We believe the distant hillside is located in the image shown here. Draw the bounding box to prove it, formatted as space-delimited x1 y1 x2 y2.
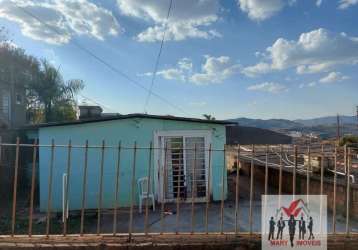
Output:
228 115 357 139
229 118 302 130
294 116 356 127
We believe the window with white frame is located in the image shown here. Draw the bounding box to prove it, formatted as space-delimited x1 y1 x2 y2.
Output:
1 90 10 120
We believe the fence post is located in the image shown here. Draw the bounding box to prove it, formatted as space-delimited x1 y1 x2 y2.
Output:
113 141 122 236
80 140 89 236
11 137 20 237
145 141 153 235
46 139 55 237
160 143 167 235
175 142 182 235
249 144 254 235
190 144 197 234
279 145 283 197
97 140 105 235
293 145 297 196
63 140 72 236
220 145 226 234
235 144 240 235
129 141 137 241
307 145 310 203
333 145 337 234
0 136 2 165
28 139 38 237
346 147 351 236
205 144 212 234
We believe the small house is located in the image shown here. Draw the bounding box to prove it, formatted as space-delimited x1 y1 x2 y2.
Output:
36 113 234 212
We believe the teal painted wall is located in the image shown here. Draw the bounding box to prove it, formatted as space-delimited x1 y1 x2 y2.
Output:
39 118 227 212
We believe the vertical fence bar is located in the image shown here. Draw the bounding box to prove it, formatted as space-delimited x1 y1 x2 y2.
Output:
97 140 105 235
112 141 121 236
11 137 20 237
265 145 269 196
160 144 167 235
235 144 240 235
80 140 89 236
128 142 137 240
279 145 283 196
263 145 269 237
320 144 324 196
346 147 351 236
0 136 2 165
220 145 226 234
293 145 297 196
191 144 197 234
46 139 55 237
28 139 38 236
63 140 72 236
205 144 212 234
333 145 337 234
249 144 254 235
319 144 324 234
145 141 153 235
307 146 310 200
175 142 182 235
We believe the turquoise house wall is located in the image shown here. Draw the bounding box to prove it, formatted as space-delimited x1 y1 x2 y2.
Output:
38 118 227 212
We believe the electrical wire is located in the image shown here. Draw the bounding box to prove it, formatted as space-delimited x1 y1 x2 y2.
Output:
143 0 173 113
12 1 190 116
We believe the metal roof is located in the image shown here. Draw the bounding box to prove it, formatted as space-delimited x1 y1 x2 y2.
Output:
24 113 236 129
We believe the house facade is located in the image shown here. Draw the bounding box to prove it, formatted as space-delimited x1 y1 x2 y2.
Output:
0 80 26 129
37 114 233 212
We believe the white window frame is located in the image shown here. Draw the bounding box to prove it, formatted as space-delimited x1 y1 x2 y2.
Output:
153 130 212 203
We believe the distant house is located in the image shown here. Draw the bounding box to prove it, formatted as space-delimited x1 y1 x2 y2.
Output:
34 110 234 212
0 79 26 129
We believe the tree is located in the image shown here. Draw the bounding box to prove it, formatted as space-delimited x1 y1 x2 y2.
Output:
202 114 216 120
0 37 84 124
339 135 358 146
27 60 84 123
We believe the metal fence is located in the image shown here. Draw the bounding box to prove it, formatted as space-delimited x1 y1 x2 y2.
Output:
0 138 357 238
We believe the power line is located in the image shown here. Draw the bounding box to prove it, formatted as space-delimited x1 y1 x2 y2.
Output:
143 0 173 113
12 2 190 116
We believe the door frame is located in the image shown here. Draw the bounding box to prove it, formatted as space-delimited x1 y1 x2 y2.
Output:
153 130 212 203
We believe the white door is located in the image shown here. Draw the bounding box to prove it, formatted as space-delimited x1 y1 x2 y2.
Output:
155 131 211 203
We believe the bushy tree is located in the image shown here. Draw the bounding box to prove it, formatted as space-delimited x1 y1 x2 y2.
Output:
339 135 358 146
27 60 84 123
0 31 84 124
202 114 216 120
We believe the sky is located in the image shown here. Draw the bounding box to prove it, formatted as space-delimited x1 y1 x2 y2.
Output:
0 0 358 120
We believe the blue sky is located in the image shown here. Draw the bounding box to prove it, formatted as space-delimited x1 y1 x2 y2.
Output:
0 0 357 120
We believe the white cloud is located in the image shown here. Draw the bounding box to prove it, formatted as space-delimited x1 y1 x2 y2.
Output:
319 72 349 83
157 68 186 82
117 0 221 42
299 81 317 88
237 0 290 21
0 0 121 45
338 0 358 9
247 82 287 93
190 56 241 85
242 62 272 77
316 0 323 7
142 58 193 82
142 56 240 85
243 28 358 76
